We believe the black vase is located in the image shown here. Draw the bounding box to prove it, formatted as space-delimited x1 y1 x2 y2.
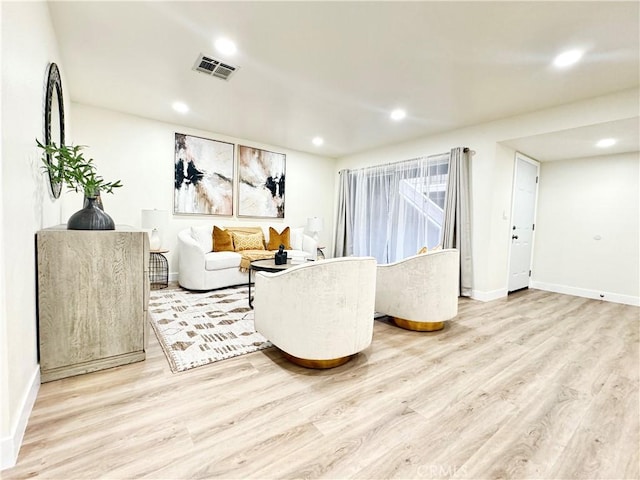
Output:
67 197 115 230
83 191 103 210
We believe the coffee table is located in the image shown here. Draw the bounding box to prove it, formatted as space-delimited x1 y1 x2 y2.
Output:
248 258 295 308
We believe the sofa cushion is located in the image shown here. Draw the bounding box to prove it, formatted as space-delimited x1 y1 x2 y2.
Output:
232 231 265 251
204 251 242 271
267 226 291 250
213 226 234 252
191 225 214 253
290 227 304 251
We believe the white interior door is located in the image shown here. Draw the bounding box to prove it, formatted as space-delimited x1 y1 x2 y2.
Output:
508 153 540 292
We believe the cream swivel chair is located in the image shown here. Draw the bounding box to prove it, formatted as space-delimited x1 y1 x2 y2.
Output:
375 249 460 331
253 257 376 368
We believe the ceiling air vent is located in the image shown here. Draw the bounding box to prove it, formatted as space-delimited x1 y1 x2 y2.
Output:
193 53 238 81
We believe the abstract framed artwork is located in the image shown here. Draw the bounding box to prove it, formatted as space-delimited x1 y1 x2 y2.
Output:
237 145 286 218
174 133 234 215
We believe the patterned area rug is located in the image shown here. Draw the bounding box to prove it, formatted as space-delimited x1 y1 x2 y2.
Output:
148 284 272 373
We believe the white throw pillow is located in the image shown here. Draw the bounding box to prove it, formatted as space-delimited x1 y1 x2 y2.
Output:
191 225 214 252
289 227 304 251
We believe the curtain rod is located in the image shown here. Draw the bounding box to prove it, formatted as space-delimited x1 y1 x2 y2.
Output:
339 147 474 174
340 151 449 175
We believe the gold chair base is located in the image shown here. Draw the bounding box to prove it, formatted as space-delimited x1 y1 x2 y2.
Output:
392 317 445 332
282 351 354 369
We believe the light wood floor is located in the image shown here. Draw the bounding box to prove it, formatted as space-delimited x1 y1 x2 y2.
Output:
4 288 639 479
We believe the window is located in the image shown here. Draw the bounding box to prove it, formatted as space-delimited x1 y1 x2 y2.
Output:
348 153 450 263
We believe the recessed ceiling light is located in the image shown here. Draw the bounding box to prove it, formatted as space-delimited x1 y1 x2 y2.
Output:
390 109 406 121
553 49 583 68
172 101 189 114
215 37 237 56
596 138 616 148
312 137 324 146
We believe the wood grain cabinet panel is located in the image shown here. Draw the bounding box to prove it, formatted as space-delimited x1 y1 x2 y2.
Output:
37 226 150 382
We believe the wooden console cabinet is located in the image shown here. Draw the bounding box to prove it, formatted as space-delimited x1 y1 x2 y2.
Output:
37 226 150 382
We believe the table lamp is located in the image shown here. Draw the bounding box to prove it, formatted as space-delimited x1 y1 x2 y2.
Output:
141 209 167 251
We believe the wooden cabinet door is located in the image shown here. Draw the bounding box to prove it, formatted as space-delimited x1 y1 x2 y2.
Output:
37 229 145 376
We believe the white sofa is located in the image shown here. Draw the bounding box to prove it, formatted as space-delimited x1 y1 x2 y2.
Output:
178 225 317 290
253 257 377 368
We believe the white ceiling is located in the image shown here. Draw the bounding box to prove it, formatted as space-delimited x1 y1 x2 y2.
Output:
502 117 640 162
48 1 640 159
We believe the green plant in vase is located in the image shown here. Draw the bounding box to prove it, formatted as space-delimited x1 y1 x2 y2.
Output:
36 139 123 230
36 139 122 196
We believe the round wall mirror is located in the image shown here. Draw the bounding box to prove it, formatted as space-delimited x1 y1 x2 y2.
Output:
44 62 65 198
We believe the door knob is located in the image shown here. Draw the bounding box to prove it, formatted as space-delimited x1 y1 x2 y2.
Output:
512 235 519 240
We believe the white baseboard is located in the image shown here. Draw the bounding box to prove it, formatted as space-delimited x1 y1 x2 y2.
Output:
0 366 40 470
530 281 640 307
470 288 508 302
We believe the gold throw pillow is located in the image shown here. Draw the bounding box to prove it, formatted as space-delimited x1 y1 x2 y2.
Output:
267 226 291 250
212 226 234 252
232 232 266 251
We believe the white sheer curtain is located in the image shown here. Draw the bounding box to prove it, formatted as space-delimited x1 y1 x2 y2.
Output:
334 153 450 264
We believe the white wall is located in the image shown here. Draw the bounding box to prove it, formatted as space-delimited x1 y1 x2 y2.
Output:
0 1 67 469
68 104 337 274
336 88 639 301
531 153 639 305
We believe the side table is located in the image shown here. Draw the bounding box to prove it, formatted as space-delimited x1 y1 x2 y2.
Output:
149 249 169 289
